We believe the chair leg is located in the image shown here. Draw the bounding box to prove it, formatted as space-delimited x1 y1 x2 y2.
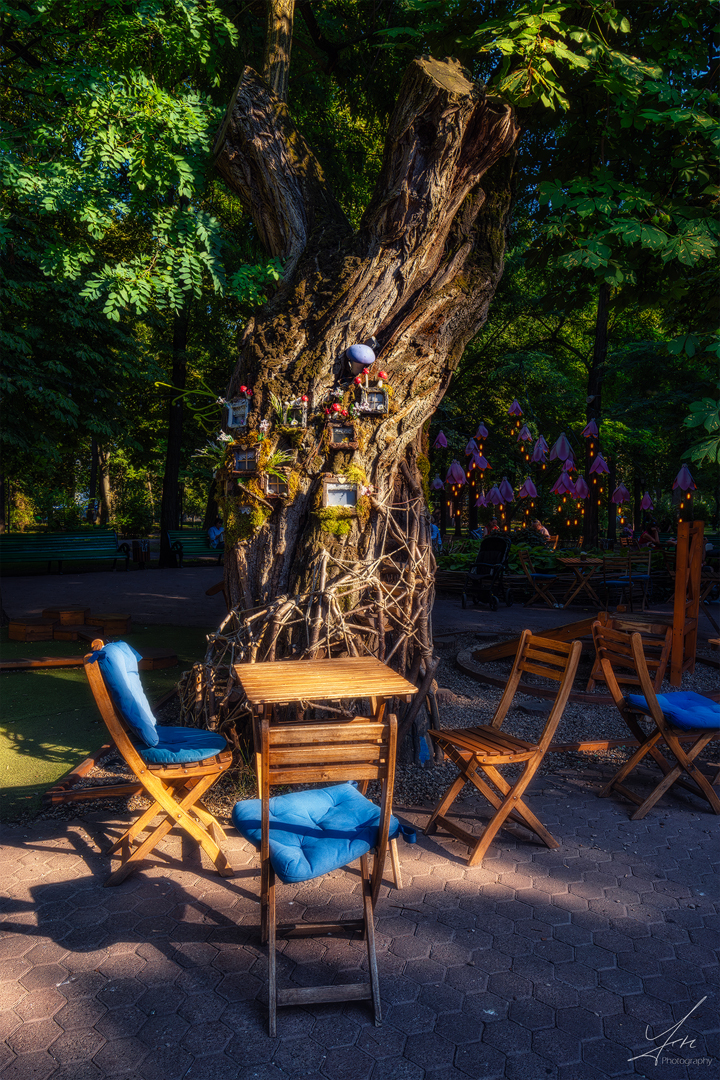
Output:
267 865 278 1037
389 838 402 890
425 771 468 834
361 854 382 1027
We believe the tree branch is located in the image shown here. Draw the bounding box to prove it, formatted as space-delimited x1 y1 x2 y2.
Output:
213 66 351 279
263 0 294 102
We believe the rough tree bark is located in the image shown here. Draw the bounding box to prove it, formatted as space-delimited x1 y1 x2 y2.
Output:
205 55 518 753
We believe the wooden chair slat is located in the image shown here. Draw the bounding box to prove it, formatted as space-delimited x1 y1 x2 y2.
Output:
269 723 389 746
519 660 566 681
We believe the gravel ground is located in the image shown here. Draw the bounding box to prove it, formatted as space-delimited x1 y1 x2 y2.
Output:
29 631 719 826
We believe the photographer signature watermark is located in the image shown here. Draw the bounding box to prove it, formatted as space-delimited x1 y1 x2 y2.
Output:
628 995 711 1066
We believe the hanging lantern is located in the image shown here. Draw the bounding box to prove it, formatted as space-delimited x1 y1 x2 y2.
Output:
517 478 537 499
641 492 654 511
445 460 467 486
574 475 590 499
581 419 599 438
475 491 488 508
517 424 532 442
531 440 548 464
508 400 523 417
430 475 445 491
475 422 489 440
589 454 610 475
487 485 503 505
471 451 490 471
499 477 515 502
562 455 576 473
433 430 448 449
464 439 477 456
672 464 696 492
552 472 576 496
549 432 571 461
611 484 631 505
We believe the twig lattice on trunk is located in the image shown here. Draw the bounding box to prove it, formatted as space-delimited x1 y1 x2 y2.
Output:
179 488 438 761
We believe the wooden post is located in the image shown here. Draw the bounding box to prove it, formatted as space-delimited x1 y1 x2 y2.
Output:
670 520 704 686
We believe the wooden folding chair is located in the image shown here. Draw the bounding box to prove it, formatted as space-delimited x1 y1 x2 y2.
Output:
592 622 720 819
425 632 582 865
586 612 672 692
518 550 560 608
233 707 398 1035
84 639 234 886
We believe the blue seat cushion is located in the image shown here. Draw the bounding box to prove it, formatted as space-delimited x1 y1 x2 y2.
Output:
135 726 228 764
94 641 158 747
532 573 556 580
232 783 402 885
627 692 720 732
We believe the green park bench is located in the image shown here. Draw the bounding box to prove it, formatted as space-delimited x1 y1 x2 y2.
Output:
167 529 223 567
0 529 130 573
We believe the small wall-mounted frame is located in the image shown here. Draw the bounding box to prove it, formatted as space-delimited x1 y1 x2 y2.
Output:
231 446 257 474
225 398 250 428
328 423 358 450
323 479 359 508
359 387 388 414
285 401 308 428
263 472 289 498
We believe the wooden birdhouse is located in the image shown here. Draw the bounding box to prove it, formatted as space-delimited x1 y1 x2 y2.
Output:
285 400 308 428
322 478 359 508
327 422 358 450
225 397 250 428
231 446 257 474
359 387 388 414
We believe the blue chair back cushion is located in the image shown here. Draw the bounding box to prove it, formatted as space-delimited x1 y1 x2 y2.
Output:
232 783 401 885
627 691 720 732
135 726 227 765
94 641 158 747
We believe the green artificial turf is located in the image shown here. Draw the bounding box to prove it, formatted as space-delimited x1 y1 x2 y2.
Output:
0 624 213 821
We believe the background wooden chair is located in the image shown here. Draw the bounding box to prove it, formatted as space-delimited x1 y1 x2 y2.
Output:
426 632 582 865
586 613 672 692
518 550 561 608
84 639 233 886
592 621 720 819
232 707 400 1035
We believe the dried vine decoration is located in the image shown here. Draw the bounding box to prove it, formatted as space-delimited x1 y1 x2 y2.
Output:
179 486 440 764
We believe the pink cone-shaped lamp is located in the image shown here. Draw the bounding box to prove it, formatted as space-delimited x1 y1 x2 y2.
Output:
475 491 488 508
531 441 547 463
552 473 576 496
445 460 466 486
431 475 445 491
672 464 696 492
611 484 631 505
518 424 532 442
518 478 537 499
549 432 571 461
471 452 490 471
464 439 477 456
641 492 654 511
433 430 447 449
589 454 610 475
508 400 523 417
487 485 503 505
499 477 515 502
581 419 599 438
475 422 488 439
574 475 590 499
562 455 576 473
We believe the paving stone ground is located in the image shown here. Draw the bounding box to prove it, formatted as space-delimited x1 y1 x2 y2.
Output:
0 768 718 1080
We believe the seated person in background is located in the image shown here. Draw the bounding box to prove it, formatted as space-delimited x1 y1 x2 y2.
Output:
638 519 660 547
429 516 442 550
487 517 500 533
531 518 550 541
207 516 225 548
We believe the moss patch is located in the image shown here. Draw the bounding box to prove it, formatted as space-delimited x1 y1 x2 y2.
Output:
417 453 431 504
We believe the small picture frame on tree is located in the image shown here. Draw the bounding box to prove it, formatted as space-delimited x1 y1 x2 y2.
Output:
231 447 257 474
262 472 290 498
225 398 250 428
359 387 388 414
323 479 359 508
328 422 358 450
285 401 308 428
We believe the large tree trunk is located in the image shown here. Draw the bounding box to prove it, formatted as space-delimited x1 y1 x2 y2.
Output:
204 56 517 756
